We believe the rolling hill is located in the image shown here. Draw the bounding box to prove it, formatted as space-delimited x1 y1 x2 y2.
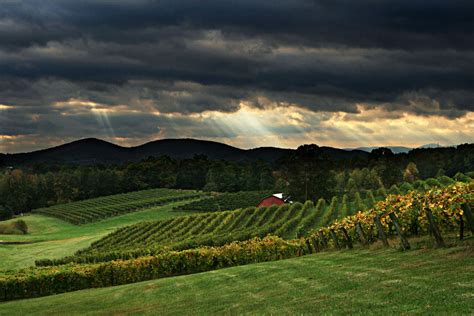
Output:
1 240 472 315
0 138 369 165
0 180 472 307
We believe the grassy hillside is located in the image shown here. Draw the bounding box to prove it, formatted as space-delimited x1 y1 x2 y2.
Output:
0 182 471 307
30 181 460 266
0 198 200 271
1 238 472 315
51 200 346 264
0 187 382 269
33 188 203 224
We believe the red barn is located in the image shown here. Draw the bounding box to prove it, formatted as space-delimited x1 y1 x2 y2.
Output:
257 193 286 207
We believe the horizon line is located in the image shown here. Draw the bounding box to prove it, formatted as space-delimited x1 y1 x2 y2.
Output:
1 136 466 155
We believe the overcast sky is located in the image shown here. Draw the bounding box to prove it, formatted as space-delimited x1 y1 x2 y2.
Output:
1 0 473 153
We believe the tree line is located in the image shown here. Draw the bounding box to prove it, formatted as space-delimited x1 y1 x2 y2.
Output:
1 144 473 220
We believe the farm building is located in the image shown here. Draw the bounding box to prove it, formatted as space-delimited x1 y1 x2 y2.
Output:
257 193 286 207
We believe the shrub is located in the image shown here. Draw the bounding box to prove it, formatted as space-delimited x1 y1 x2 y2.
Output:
437 176 455 186
413 180 429 191
425 178 442 187
376 187 387 197
13 220 28 234
388 185 400 195
1 236 306 301
399 182 414 194
0 220 28 235
454 172 470 182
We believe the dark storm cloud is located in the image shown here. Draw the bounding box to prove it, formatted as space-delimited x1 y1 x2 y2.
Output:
3 0 474 50
0 0 473 152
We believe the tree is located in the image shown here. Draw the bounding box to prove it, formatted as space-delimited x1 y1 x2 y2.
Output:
0 169 35 215
365 190 376 208
370 147 395 159
204 162 239 192
258 166 275 190
273 176 288 192
334 170 348 194
369 147 403 187
354 192 366 212
345 178 358 198
176 156 209 189
403 162 419 183
280 144 335 202
372 160 402 188
340 194 349 217
0 205 12 220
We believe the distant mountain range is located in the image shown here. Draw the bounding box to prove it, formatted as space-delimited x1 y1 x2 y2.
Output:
0 138 450 166
0 138 370 165
347 143 442 154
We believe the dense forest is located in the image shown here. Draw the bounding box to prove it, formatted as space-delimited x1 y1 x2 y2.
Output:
1 143 473 220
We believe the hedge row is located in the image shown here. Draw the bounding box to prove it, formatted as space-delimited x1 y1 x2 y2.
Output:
1 236 306 301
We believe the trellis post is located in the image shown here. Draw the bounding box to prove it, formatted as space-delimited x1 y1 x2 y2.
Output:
388 213 410 250
319 232 328 249
340 227 353 249
425 208 445 247
305 239 313 254
374 215 389 247
329 229 341 249
356 222 368 245
311 237 320 252
462 203 474 234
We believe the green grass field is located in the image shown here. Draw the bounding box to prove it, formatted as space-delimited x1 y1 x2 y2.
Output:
1 237 473 315
0 199 199 271
1 183 472 314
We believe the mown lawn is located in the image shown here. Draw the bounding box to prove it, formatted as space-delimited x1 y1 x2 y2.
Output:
1 238 473 315
0 199 199 271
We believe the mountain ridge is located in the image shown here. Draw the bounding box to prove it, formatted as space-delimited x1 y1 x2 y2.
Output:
346 143 443 154
0 138 368 165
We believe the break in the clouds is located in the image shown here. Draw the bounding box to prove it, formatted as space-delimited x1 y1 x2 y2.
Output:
0 0 473 153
